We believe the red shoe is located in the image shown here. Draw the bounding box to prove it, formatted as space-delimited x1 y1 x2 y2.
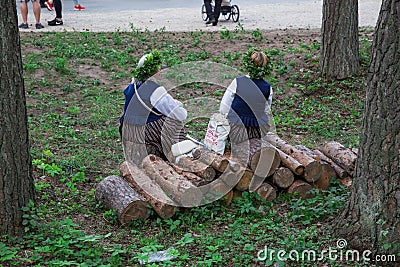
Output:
74 4 85 11
45 0 53 11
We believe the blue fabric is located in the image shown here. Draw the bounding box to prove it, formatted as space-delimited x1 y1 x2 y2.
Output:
228 76 271 127
120 81 162 124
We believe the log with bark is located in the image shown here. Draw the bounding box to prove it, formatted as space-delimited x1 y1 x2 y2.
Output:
312 149 348 179
120 161 177 219
275 147 304 176
231 138 281 177
319 141 357 172
175 156 216 182
235 168 254 191
287 179 314 199
271 167 295 189
169 163 209 187
95 175 150 225
192 147 230 172
312 162 337 190
265 135 322 183
256 182 277 201
142 155 203 207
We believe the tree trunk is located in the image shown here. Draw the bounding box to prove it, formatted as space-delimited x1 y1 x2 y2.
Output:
120 161 177 219
0 0 35 237
312 162 336 190
320 0 359 79
95 175 149 225
142 154 203 207
335 0 400 256
265 135 322 183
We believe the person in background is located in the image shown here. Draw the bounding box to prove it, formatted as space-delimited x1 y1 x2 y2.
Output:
45 0 84 12
203 0 222 26
19 0 45 29
47 0 63 26
120 50 187 163
219 48 273 145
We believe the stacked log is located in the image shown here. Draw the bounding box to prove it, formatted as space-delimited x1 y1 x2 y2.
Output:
95 175 150 225
120 161 177 219
96 137 357 223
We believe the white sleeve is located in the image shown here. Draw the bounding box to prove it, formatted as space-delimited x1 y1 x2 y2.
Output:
150 86 187 121
219 79 237 115
265 86 273 114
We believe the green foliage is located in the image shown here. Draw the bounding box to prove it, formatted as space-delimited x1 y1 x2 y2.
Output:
242 47 273 79
131 49 162 81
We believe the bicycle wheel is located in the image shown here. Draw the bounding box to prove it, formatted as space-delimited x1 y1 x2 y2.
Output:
201 4 208 21
231 5 239 22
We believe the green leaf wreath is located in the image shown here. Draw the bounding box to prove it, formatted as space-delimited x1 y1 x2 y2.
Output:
241 47 273 79
132 49 162 81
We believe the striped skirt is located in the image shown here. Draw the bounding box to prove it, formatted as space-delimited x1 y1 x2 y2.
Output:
228 123 270 144
122 116 185 164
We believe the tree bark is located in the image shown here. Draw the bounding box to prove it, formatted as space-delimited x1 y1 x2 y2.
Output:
176 156 216 182
320 0 359 79
169 162 209 187
265 135 322 183
142 154 203 207
120 161 177 219
95 175 149 225
235 168 254 191
319 141 357 172
334 0 400 256
312 162 336 190
0 0 35 237
276 147 304 176
312 149 348 178
192 147 230 172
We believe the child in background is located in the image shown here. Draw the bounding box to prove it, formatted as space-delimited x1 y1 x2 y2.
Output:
45 0 85 11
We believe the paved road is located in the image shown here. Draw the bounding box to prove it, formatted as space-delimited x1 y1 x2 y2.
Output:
80 0 313 11
17 0 381 32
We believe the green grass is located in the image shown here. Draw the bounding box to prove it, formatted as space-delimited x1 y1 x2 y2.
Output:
0 28 375 266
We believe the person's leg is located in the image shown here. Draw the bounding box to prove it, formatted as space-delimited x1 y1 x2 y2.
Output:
213 0 222 25
20 0 28 24
53 0 62 20
48 0 63 25
204 0 215 24
32 0 41 24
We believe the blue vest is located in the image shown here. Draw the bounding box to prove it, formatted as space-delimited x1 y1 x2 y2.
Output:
122 80 163 125
227 76 270 127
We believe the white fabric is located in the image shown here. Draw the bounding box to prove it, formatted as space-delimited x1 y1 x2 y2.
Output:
150 86 187 121
138 54 150 67
219 78 237 115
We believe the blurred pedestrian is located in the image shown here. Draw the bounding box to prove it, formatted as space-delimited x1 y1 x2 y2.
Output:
73 0 85 10
204 0 222 26
47 0 63 26
19 0 45 29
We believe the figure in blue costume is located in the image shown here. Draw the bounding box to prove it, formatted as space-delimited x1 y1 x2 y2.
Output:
120 50 187 163
219 48 273 145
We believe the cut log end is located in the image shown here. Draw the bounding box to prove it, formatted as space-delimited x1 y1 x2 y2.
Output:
287 180 314 199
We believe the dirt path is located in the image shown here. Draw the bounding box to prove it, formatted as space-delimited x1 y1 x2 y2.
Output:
18 0 381 32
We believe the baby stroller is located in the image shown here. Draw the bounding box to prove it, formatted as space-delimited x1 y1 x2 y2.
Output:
202 0 240 23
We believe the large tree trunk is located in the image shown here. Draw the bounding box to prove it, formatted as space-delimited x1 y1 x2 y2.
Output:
320 0 359 79
334 0 400 257
0 0 35 237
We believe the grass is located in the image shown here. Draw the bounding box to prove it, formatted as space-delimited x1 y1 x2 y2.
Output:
0 27 375 266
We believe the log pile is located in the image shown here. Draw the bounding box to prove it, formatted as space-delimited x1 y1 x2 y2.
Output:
95 136 357 224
